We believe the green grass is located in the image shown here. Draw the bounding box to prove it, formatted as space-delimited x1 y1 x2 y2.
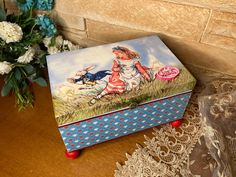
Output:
53 66 196 125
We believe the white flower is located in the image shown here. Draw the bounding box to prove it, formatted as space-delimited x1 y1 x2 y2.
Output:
47 46 59 54
43 36 60 54
43 35 80 55
0 21 23 43
55 35 63 46
17 47 35 64
43 37 52 47
63 40 80 51
0 61 12 75
43 36 63 48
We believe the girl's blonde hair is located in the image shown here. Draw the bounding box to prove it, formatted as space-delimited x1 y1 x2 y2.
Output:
112 46 140 59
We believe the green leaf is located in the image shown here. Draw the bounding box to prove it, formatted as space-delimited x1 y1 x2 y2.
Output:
33 77 47 87
36 53 47 66
22 19 35 30
17 0 27 3
14 68 22 81
1 81 12 96
0 7 6 22
49 36 56 47
24 64 35 74
23 32 43 46
21 80 27 90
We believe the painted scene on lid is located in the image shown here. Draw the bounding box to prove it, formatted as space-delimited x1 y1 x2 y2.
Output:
47 36 196 126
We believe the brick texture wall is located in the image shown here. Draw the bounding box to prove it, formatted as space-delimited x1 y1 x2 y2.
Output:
2 0 236 76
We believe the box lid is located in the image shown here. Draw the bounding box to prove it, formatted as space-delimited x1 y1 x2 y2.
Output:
47 36 196 126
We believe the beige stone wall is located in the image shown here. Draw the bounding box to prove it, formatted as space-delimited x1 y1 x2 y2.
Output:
53 0 236 53
2 0 236 76
53 0 236 76
2 0 19 14
3 0 235 51
0 0 4 8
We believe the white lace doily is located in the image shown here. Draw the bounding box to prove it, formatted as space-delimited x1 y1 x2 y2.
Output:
115 81 236 177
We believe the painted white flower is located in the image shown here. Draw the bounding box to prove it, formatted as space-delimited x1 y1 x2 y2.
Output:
0 61 12 75
0 21 23 43
17 47 35 64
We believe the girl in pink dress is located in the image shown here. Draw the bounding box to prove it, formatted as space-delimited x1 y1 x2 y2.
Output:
89 46 151 105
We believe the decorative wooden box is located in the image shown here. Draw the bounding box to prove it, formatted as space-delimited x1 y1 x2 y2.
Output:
46 36 196 158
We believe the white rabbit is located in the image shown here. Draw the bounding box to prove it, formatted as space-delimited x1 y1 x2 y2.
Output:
75 65 95 77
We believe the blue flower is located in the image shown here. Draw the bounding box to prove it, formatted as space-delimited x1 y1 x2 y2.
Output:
35 0 54 11
36 15 57 37
17 0 34 12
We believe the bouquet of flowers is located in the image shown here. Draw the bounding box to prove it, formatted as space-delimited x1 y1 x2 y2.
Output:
0 0 79 110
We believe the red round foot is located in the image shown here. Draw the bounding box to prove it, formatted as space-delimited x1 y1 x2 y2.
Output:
170 120 182 128
65 150 80 159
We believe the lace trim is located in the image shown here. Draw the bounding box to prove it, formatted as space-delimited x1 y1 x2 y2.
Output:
199 79 236 177
115 80 236 177
115 87 204 177
226 136 236 170
202 120 232 177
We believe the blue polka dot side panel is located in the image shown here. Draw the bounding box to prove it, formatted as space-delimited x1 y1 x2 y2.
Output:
59 92 192 152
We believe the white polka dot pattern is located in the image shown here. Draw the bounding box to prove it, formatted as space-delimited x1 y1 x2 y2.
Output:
59 92 192 152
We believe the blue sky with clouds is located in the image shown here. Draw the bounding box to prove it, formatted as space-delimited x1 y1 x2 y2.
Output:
47 35 183 91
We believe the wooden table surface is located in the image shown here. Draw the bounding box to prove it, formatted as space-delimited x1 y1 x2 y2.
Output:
1 35 236 177
0 79 154 177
